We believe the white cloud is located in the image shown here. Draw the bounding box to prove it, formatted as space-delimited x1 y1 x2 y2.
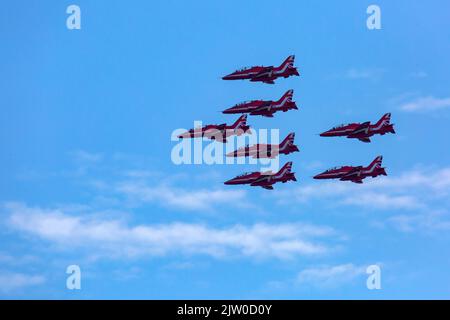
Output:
296 264 366 288
0 253 40 266
116 181 249 211
0 272 45 294
344 68 385 80
400 96 450 112
4 202 338 260
341 192 423 210
388 210 450 233
278 166 450 209
71 150 103 163
274 166 450 232
278 181 424 210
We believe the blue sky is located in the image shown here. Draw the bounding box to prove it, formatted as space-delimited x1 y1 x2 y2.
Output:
1 0 450 299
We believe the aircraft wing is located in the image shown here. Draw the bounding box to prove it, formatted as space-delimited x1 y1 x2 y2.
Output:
251 105 269 112
348 121 370 137
340 166 363 181
250 175 272 187
251 67 274 80
250 109 274 117
203 128 226 142
211 135 227 143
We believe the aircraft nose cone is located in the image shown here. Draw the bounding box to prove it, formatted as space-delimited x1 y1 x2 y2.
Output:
222 108 235 114
313 173 324 179
224 178 236 185
226 150 237 157
222 73 234 80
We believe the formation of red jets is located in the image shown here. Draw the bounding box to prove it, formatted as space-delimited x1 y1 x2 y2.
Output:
177 55 396 189
314 113 396 184
178 55 300 190
221 56 300 190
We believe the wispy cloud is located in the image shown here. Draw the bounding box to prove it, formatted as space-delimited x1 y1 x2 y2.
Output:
70 150 103 163
4 202 339 260
0 272 45 294
343 68 385 80
274 166 450 232
296 264 367 288
115 181 248 211
64 152 256 212
278 166 450 206
341 192 424 210
0 253 41 266
387 210 450 233
400 96 450 112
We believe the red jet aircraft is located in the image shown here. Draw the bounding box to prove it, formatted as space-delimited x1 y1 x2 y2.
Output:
226 132 299 159
320 113 395 143
313 156 387 184
178 115 251 143
222 55 299 84
222 90 298 117
224 162 297 190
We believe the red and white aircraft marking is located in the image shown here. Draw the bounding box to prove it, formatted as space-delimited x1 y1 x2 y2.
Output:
313 156 387 184
226 132 299 159
223 90 298 117
178 115 251 143
224 162 297 190
222 55 299 84
320 113 395 143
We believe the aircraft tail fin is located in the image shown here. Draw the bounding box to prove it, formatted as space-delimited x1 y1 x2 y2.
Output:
368 155 383 171
277 89 294 104
276 161 293 176
279 132 297 151
375 113 391 127
278 55 295 70
231 114 248 131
